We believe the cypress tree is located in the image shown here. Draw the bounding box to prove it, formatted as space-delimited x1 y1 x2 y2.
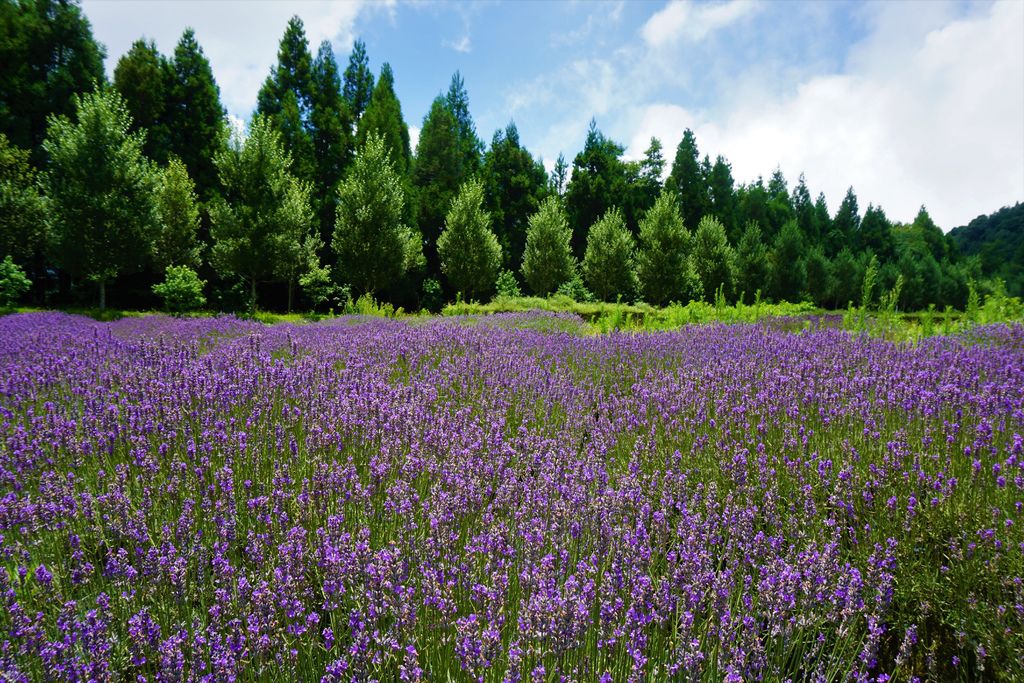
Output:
437 178 501 301
522 196 575 296
565 120 629 257
667 129 708 230
636 190 701 305
707 155 738 244
582 207 636 302
310 41 354 243
412 97 463 277
113 39 173 163
690 215 737 301
342 39 374 123
357 63 411 175
734 221 770 303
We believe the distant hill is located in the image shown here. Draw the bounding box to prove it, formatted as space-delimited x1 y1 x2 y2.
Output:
948 202 1024 296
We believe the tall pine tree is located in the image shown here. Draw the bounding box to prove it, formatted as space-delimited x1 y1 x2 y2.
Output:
113 39 173 163
342 38 374 123
565 120 628 257
667 129 708 230
412 96 464 278
309 40 354 243
357 63 411 175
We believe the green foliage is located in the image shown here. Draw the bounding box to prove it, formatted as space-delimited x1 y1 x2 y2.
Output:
948 202 1023 297
444 72 483 176
437 178 502 301
494 269 521 299
734 221 769 304
565 120 629 257
0 254 31 306
113 39 173 163
419 277 442 313
0 0 106 160
209 116 314 309
858 203 895 262
690 215 736 302
356 64 411 175
666 129 708 230
44 88 159 308
582 207 636 302
309 41 354 238
771 220 807 302
861 254 879 309
522 196 575 296
152 264 206 312
828 187 860 256
636 190 701 306
332 133 421 295
482 123 549 272
166 29 226 200
342 39 374 122
707 155 738 243
803 245 833 307
413 97 465 270
152 157 202 270
555 271 593 302
0 133 49 267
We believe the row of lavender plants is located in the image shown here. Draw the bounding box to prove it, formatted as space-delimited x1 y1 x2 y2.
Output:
0 311 1021 681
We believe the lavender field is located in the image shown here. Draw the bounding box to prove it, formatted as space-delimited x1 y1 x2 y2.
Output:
0 312 1021 682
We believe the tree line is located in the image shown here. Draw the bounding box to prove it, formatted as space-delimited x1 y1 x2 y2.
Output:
0 1 996 312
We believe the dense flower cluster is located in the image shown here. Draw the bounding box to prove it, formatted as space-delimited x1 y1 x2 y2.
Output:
0 312 1021 681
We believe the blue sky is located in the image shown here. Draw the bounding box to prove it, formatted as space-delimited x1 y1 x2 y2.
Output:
82 0 1023 230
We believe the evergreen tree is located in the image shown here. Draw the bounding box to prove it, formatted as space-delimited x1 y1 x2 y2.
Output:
829 186 860 256
792 173 816 243
830 247 862 308
707 155 738 244
166 29 226 201
0 0 106 162
765 168 794 237
342 38 374 123
152 157 202 271
0 133 49 270
736 179 771 238
636 190 701 305
565 120 629 257
209 116 314 310
482 122 549 274
437 178 501 301
813 192 832 248
803 245 833 307
690 215 736 301
444 71 483 175
44 89 158 309
332 133 422 295
310 40 354 242
550 153 568 196
522 196 574 296
356 63 411 174
256 16 316 184
771 219 807 302
858 204 895 262
911 206 946 261
582 207 636 301
412 96 464 277
734 221 770 303
113 39 173 163
666 129 707 230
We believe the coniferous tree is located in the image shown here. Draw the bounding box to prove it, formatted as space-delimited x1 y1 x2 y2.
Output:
257 16 316 185
734 221 770 303
437 178 501 301
771 219 807 302
829 187 860 256
0 0 106 162
707 155 738 244
858 204 895 262
444 71 483 176
152 157 202 271
690 215 736 301
332 133 422 295
792 173 816 243
765 168 794 237
413 97 464 277
309 40 354 242
0 133 49 272
342 38 374 123
482 122 549 274
44 89 158 309
912 206 946 261
166 29 226 201
636 190 701 305
582 207 636 302
803 245 833 307
565 120 629 257
113 39 173 163
813 192 832 248
356 63 410 174
737 179 770 238
624 137 664 227
831 247 862 308
522 196 575 296
667 129 708 230
550 153 568 196
209 116 315 310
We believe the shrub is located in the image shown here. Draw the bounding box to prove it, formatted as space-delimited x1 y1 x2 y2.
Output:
152 265 206 313
494 270 522 299
0 255 31 306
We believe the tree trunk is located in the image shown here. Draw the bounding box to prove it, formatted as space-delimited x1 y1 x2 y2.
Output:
287 280 294 314
250 278 257 313
99 281 106 310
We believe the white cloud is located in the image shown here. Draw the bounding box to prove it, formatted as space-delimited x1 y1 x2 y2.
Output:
641 0 757 47
443 35 471 53
620 0 1024 229
83 0 382 119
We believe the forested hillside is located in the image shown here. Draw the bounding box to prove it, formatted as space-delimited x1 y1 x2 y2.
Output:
0 0 1012 312
948 203 1024 296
